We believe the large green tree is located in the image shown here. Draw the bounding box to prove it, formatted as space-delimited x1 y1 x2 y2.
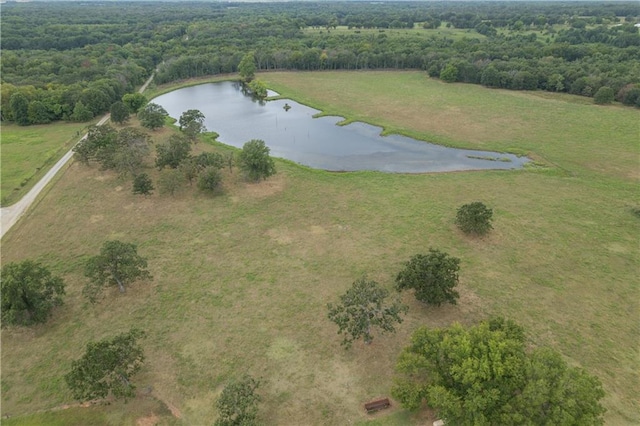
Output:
65 328 146 402
122 93 147 113
215 375 261 426
138 102 168 130
248 79 268 99
27 100 52 124
392 319 606 425
71 100 93 122
238 52 257 82
238 139 276 182
178 109 206 141
1 260 65 326
395 249 460 306
83 240 152 302
9 92 30 126
110 101 130 125
327 277 407 348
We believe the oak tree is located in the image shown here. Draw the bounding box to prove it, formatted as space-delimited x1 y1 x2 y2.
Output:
132 173 154 196
238 139 276 182
65 328 146 402
138 102 168 130
83 240 152 302
178 109 206 141
455 201 493 235
215 375 261 426
395 249 460 306
1 260 65 326
392 319 606 425
122 93 147 113
110 101 130 125
155 135 191 169
327 277 407 348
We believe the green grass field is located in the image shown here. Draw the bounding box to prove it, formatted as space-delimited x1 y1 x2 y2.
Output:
1 71 638 425
0 121 94 206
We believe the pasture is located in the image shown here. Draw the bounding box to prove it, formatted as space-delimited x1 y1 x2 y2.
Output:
1 71 638 425
0 121 94 206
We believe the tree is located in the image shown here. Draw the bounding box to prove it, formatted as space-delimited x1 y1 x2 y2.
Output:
138 102 168 130
112 127 151 177
594 86 614 105
158 169 184 196
65 328 146 402
83 240 152 302
178 109 204 133
178 109 206 133
71 100 94 122
155 135 192 169
10 92 30 126
238 139 276 182
215 375 261 426
195 152 225 169
392 319 606 425
440 63 459 83
238 52 257 82
248 79 268 99
179 157 200 185
27 100 52 124
395 249 460 306
1 260 65 326
327 277 408 348
110 101 130 124
122 93 147 113
73 124 118 165
198 166 223 193
132 173 154 196
455 201 494 235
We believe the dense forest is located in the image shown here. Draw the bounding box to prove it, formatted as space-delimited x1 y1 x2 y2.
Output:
2 1 639 125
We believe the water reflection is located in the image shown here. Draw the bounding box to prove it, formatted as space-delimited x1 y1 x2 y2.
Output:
153 82 528 173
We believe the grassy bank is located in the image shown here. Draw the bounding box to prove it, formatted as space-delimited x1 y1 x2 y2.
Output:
0 122 94 206
1 71 638 425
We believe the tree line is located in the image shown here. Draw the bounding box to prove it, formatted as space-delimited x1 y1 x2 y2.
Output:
1 1 639 126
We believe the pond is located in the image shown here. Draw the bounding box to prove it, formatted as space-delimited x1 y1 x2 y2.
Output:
153 81 529 173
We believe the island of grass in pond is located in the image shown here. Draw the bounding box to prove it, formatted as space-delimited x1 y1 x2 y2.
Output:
153 82 529 173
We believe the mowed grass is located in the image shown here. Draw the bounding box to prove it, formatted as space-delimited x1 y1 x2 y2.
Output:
1 71 639 425
0 121 94 206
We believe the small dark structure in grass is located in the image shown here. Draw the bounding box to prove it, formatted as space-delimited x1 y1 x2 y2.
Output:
364 397 391 413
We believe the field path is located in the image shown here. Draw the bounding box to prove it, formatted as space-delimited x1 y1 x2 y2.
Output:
0 73 155 239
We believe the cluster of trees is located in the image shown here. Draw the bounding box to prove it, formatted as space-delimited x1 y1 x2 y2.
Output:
325 200 604 423
1 242 261 424
327 201 493 348
2 1 638 126
73 104 276 197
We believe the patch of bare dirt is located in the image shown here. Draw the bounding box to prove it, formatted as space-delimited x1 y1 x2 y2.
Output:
163 400 182 419
136 414 160 426
240 174 285 198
